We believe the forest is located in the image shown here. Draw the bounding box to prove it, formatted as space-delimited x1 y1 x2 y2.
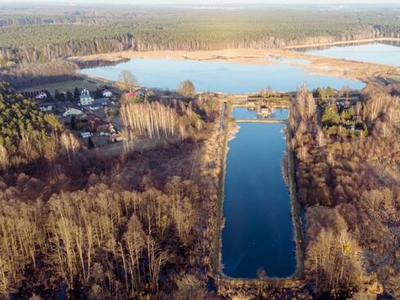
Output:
0 82 228 299
2 78 400 298
1 5 400 67
290 84 400 299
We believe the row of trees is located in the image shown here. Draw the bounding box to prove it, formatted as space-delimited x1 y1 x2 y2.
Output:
0 60 79 88
0 178 207 299
120 95 206 153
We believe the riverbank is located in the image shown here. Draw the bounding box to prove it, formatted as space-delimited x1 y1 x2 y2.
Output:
287 119 305 280
69 46 398 84
213 105 308 298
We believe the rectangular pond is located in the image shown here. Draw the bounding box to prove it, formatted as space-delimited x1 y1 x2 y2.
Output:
221 108 296 278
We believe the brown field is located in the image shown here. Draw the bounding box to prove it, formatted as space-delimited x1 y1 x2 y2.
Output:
16 77 104 95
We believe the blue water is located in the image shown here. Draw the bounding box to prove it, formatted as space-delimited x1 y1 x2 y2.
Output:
305 43 400 67
81 58 364 93
222 120 296 278
233 107 288 120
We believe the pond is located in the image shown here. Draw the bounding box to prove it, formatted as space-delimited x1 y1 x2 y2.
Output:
303 43 400 67
221 108 296 278
80 58 364 93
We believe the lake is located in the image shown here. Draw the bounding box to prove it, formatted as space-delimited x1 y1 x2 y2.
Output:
303 43 400 67
80 58 364 93
221 108 296 278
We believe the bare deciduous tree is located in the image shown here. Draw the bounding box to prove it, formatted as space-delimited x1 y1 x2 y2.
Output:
119 70 138 92
0 145 8 169
60 132 80 163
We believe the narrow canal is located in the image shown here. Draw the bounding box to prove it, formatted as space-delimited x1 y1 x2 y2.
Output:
221 108 296 278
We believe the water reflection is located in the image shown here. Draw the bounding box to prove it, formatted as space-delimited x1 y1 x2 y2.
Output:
302 43 400 66
81 58 364 93
222 115 296 278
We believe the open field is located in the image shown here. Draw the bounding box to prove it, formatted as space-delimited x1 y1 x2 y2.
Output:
15 78 103 94
381 73 400 84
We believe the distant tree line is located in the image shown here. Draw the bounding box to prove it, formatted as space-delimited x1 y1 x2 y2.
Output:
1 8 400 67
0 60 79 88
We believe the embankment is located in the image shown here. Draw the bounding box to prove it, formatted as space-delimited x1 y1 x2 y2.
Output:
213 105 306 298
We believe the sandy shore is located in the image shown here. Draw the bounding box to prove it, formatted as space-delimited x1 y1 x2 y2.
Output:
69 46 399 83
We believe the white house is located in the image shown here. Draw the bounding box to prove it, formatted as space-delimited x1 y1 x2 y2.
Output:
80 89 94 106
80 132 92 139
63 108 84 117
39 104 54 112
102 90 112 98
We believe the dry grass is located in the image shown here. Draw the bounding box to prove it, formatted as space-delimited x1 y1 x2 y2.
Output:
16 77 103 94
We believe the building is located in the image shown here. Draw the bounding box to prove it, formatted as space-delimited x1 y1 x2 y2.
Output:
97 124 113 133
63 108 84 117
39 103 54 112
80 132 92 139
110 133 123 143
89 105 102 111
35 92 47 100
102 90 112 98
80 89 94 106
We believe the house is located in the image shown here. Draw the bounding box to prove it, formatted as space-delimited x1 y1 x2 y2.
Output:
109 133 123 143
124 91 137 100
102 90 112 98
247 99 257 110
97 124 112 133
125 89 146 100
63 108 84 117
80 89 94 106
35 92 47 100
135 89 146 97
260 107 271 117
97 124 115 136
39 103 55 112
91 99 108 108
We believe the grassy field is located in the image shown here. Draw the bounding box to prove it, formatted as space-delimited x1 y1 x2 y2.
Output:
16 78 103 95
